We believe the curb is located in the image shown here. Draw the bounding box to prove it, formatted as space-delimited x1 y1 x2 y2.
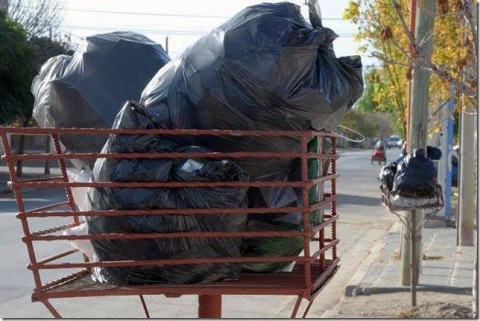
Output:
320 221 402 318
343 241 384 297
344 220 402 297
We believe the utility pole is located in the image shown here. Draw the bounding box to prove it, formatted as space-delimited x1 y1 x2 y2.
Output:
457 0 477 247
399 0 436 303
458 110 476 246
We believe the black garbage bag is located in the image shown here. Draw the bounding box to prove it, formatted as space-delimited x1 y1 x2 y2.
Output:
427 146 442 160
392 148 437 198
86 102 249 285
32 32 170 170
31 55 73 127
241 137 325 273
140 2 363 181
379 161 398 193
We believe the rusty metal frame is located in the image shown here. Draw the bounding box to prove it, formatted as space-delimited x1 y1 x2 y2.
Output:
0 127 340 319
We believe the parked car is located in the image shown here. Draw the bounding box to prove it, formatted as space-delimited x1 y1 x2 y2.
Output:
386 135 401 149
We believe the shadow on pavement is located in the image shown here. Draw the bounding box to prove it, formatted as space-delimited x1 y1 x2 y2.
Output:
337 193 382 206
359 286 472 296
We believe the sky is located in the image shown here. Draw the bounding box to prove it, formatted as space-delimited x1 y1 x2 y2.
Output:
60 0 378 67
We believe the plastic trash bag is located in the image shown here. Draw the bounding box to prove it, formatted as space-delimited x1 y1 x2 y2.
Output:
241 137 325 273
140 2 363 181
379 161 398 193
66 168 92 212
61 222 95 262
392 148 437 198
427 146 442 160
31 55 72 127
86 101 249 285
32 32 170 170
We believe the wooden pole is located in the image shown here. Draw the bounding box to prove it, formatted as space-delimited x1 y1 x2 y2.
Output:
399 0 436 290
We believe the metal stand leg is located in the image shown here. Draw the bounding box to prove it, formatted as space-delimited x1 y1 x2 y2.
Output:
290 296 303 318
139 295 150 318
198 295 222 318
41 299 62 318
301 300 314 318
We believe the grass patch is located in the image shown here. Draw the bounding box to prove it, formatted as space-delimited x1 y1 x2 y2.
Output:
400 307 419 318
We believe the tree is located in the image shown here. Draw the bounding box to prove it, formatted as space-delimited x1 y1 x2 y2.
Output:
344 0 477 136
357 68 403 135
28 36 74 69
7 0 64 38
0 9 72 176
341 109 380 147
0 10 37 125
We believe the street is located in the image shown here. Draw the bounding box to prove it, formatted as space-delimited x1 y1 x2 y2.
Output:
0 148 400 318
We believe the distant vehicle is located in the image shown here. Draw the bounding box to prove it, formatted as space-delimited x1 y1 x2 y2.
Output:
396 139 404 148
386 135 401 149
371 141 387 165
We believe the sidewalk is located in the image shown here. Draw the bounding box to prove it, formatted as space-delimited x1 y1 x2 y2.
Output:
322 219 475 318
0 155 475 319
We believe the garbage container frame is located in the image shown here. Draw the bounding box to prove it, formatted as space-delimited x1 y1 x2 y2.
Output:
0 127 340 319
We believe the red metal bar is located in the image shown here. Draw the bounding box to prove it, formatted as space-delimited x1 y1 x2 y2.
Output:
198 295 222 318
35 249 79 265
29 230 304 241
311 239 340 260
290 296 303 318
40 299 62 318
22 206 305 218
0 127 334 138
5 151 338 162
33 255 313 270
51 133 79 225
330 137 338 260
11 180 313 189
300 136 312 291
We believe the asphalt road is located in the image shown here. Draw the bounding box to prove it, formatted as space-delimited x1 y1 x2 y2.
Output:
0 148 402 318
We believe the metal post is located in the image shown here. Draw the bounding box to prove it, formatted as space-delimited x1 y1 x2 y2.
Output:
198 295 222 318
411 210 417 307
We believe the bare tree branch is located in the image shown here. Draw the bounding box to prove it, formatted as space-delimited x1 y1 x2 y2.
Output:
428 64 476 97
391 0 416 45
391 0 477 98
371 52 411 67
8 0 64 38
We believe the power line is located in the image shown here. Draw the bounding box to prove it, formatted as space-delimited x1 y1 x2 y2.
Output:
65 25 357 37
61 7 349 21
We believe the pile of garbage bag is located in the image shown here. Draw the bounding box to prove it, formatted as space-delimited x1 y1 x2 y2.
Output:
87 102 249 285
32 31 170 170
33 2 363 285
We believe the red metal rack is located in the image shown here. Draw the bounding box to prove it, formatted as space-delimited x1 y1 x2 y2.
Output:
0 127 340 319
